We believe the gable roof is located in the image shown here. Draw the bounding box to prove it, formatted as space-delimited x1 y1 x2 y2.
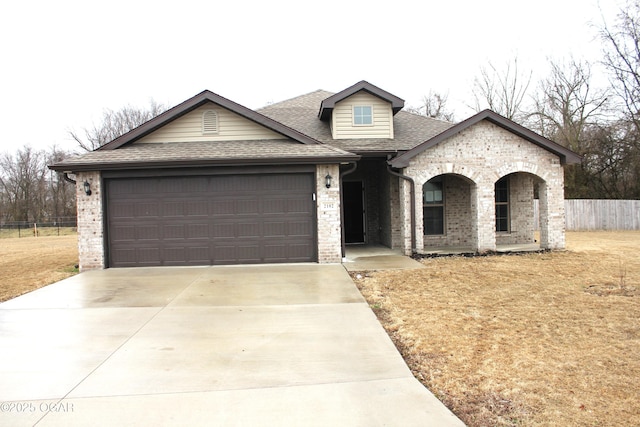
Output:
318 80 405 121
99 89 323 150
388 109 582 168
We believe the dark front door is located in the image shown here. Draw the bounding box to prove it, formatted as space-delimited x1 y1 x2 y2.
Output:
343 181 365 244
106 173 316 267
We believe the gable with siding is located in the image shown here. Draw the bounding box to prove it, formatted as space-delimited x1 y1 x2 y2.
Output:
137 102 284 143
331 92 394 139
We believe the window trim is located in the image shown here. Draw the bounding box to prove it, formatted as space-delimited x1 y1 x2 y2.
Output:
352 105 373 126
495 177 510 233
423 177 445 236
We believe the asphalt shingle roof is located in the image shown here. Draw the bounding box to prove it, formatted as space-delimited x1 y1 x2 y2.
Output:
258 90 455 154
50 87 457 171
52 140 358 171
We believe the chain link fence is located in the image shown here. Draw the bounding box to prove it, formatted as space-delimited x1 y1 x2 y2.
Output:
0 218 77 238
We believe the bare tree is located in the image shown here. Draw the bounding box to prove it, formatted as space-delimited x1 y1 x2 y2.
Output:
0 147 48 222
593 0 640 198
471 57 533 122
405 90 456 121
70 100 167 151
528 58 610 198
530 59 609 150
46 146 77 220
599 0 640 131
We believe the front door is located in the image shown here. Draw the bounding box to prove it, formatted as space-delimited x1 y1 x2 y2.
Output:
343 181 366 244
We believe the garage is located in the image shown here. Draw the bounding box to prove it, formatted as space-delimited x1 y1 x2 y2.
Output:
106 172 316 267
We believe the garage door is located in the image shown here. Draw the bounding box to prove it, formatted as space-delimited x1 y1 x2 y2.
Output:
106 173 316 267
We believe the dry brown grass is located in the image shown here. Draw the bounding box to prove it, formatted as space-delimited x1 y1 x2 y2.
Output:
352 231 640 427
0 235 79 302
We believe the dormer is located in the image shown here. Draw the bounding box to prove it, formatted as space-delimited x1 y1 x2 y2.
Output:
318 81 404 140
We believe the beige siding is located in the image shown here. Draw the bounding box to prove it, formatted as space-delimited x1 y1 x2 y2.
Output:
137 103 283 143
331 92 394 139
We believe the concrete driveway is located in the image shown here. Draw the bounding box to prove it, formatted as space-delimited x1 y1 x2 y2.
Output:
0 264 463 426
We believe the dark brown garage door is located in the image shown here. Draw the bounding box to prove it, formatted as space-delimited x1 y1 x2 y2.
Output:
106 173 316 267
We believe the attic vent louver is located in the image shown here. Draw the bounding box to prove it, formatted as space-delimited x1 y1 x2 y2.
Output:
202 110 219 134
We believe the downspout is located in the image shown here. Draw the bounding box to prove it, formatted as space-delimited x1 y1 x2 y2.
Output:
339 162 358 258
63 172 76 184
386 165 416 253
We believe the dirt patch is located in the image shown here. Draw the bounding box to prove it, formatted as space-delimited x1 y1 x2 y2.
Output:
352 231 640 427
0 235 79 302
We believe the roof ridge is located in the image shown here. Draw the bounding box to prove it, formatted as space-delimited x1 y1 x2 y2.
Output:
257 89 334 110
399 108 455 125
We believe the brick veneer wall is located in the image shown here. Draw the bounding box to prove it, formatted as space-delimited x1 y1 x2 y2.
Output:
75 171 104 271
316 164 342 263
402 120 566 253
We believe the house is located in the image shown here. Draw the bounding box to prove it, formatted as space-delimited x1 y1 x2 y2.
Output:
50 81 580 271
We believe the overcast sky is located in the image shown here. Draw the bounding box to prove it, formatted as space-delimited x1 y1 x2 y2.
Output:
0 0 622 153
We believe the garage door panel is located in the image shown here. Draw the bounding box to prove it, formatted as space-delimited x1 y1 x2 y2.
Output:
110 225 136 242
236 199 260 215
237 222 260 238
163 224 185 239
264 221 285 237
288 220 314 237
134 202 160 218
136 225 161 241
211 200 235 216
211 223 234 239
107 173 316 267
183 223 208 239
185 200 208 216
162 201 185 217
137 248 162 265
110 202 137 219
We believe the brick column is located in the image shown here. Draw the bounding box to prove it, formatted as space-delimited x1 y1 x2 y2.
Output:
75 171 104 271
316 165 342 263
473 181 497 253
539 178 566 250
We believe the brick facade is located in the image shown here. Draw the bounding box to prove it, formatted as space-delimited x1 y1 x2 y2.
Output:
75 171 104 271
74 122 567 269
316 164 342 263
400 120 566 254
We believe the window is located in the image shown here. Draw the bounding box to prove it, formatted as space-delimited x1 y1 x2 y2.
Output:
202 110 219 134
353 105 373 125
495 177 509 232
423 177 444 235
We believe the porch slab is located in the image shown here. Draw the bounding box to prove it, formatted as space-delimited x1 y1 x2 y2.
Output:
423 242 542 256
342 245 425 272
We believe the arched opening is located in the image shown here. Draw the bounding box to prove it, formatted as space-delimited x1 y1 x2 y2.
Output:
421 174 476 250
494 172 544 249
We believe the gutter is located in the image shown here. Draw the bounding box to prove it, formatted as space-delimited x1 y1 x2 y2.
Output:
339 162 358 258
386 165 416 253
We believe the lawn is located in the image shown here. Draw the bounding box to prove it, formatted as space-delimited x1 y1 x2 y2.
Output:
0 234 78 302
352 231 640 426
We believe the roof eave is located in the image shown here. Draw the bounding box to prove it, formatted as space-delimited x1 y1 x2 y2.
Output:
48 154 362 173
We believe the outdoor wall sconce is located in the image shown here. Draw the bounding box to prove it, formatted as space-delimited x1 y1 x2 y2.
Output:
325 173 332 188
83 181 92 196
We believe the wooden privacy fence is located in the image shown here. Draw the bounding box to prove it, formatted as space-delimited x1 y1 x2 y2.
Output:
534 199 640 230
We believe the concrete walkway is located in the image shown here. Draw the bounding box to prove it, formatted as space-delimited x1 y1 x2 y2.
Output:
0 264 463 426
